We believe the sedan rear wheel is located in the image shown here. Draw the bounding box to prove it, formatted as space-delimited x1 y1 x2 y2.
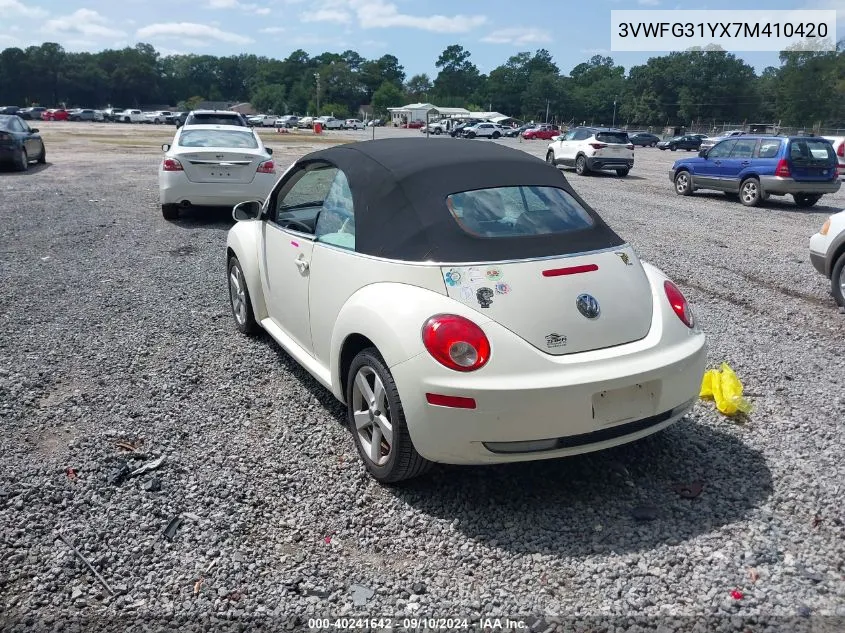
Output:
227 256 259 335
545 150 555 164
347 348 431 483
161 204 179 220
37 143 46 164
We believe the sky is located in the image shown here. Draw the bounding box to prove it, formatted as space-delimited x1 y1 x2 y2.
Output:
0 0 841 78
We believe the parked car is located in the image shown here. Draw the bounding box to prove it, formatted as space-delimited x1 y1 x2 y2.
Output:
367 118 383 127
183 110 247 127
275 115 299 128
42 109 69 121
810 210 845 306
0 106 20 115
629 132 661 147
158 125 276 220
522 124 560 141
248 114 277 127
18 107 47 120
405 120 425 129
0 114 46 171
101 107 124 122
658 135 704 151
670 135 841 207
450 119 483 137
68 108 98 122
700 131 746 150
504 123 536 138
462 122 505 139
343 119 364 130
298 116 315 129
822 136 845 178
224 138 705 482
118 109 145 123
169 111 189 126
317 116 344 130
547 127 634 177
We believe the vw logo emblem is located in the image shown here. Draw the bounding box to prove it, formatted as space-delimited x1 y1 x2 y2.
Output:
576 293 600 319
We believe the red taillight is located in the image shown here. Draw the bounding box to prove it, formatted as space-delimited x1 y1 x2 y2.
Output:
775 159 790 178
162 158 183 171
0 132 10 141
425 393 477 409
837 142 844 157
422 314 490 372
664 280 694 328
589 142 607 150
257 159 275 174
626 144 634 150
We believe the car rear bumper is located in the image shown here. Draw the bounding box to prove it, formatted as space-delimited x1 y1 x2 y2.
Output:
759 176 841 195
587 156 634 170
0 146 20 161
390 332 706 465
159 173 275 206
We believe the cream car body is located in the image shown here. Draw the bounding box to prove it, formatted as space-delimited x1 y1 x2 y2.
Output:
809 209 845 306
225 139 706 482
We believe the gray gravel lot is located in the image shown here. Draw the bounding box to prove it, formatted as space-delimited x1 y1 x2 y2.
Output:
1 123 843 631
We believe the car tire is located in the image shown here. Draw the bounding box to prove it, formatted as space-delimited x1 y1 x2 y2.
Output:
434 128 441 135
346 347 432 483
37 144 46 164
670 146 677 151
674 170 693 195
739 177 762 206
650 141 657 147
793 193 821 208
546 150 555 165
161 203 179 220
466 132 476 138
227 255 260 335
492 131 501 139
616 168 630 177
15 148 28 172
575 155 588 175
831 253 845 307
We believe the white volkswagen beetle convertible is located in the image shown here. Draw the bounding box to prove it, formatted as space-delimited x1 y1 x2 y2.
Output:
226 139 706 482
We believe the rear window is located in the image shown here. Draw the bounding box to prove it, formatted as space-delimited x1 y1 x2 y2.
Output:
790 139 835 163
446 186 595 238
595 132 629 144
178 129 258 148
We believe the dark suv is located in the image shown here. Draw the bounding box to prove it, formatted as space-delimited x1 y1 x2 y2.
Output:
180 110 247 127
670 136 841 207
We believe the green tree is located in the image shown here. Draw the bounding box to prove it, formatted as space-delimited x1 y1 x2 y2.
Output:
371 81 403 116
251 84 287 114
433 45 481 101
404 73 432 102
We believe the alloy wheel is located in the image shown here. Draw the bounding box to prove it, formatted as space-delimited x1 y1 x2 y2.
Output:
350 366 394 466
675 172 689 193
228 262 248 326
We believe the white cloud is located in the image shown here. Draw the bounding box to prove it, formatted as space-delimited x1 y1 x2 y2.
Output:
638 0 660 5
300 8 351 23
350 0 486 33
207 0 272 15
481 27 552 45
43 9 127 39
136 22 254 44
0 0 47 18
259 27 286 33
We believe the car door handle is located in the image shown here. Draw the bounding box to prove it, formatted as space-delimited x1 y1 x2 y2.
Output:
741 161 751 165
294 257 309 272
713 160 721 165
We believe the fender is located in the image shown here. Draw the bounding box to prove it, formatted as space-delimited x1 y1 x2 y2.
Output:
329 282 493 401
226 221 268 321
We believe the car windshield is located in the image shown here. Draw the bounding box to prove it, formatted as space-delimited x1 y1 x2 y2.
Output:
178 129 259 148
596 132 629 144
790 139 835 163
446 186 595 238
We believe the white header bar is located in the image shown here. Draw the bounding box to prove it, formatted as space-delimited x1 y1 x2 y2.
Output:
610 10 837 52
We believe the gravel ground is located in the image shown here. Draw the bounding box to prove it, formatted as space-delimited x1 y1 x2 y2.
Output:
1 123 844 632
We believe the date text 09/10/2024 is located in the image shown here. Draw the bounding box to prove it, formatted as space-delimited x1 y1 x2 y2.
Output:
307 617 528 630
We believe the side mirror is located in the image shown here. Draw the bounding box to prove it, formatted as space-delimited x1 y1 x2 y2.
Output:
30 128 39 133
698 149 708 158
266 147 273 155
233 200 263 221
161 143 170 152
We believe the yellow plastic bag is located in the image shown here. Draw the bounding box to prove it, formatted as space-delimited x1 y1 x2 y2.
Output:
699 362 752 417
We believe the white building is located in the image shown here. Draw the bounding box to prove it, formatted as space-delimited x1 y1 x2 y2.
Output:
386 103 471 126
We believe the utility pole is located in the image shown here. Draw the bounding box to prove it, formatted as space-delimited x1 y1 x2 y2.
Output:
545 100 549 123
314 72 321 116
612 96 617 127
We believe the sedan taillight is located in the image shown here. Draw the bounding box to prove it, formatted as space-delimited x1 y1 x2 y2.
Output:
162 158 183 171
257 159 275 174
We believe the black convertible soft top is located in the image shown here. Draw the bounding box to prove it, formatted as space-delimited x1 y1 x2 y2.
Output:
301 138 624 262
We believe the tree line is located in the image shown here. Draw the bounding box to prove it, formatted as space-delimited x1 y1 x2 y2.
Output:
1 41 843 127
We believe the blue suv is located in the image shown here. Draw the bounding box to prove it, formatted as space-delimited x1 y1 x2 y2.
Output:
670 135 841 207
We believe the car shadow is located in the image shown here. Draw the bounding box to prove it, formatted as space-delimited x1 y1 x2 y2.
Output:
693 191 840 213
389 420 772 556
168 205 237 229
0 162 51 175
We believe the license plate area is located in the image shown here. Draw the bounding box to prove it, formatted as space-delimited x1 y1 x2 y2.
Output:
592 381 660 426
